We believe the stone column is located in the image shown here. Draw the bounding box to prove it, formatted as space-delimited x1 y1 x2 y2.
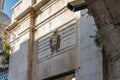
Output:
0 0 4 12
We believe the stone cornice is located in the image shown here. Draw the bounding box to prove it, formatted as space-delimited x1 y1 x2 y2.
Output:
18 28 30 37
5 20 18 31
15 6 34 20
10 28 30 44
6 0 60 31
6 7 34 31
18 13 31 25
33 0 52 11
10 36 20 44
35 6 68 29
11 0 22 10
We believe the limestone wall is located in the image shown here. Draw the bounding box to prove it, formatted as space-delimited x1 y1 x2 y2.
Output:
35 9 103 80
8 15 31 80
76 9 103 80
11 0 32 21
9 32 30 80
8 0 103 80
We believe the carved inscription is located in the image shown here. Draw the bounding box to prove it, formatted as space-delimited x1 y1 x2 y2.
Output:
37 24 76 59
60 24 76 50
37 36 51 59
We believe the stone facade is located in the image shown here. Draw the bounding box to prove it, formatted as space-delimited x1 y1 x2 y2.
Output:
7 0 103 80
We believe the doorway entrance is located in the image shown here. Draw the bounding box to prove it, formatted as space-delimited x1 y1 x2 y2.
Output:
44 70 75 80
54 74 75 80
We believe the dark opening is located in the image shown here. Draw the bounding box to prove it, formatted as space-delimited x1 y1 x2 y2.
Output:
43 70 75 80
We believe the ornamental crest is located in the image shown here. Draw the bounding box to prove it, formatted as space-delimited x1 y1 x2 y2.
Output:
50 30 61 53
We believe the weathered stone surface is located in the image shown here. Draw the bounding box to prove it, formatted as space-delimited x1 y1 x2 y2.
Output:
85 0 120 79
8 0 104 80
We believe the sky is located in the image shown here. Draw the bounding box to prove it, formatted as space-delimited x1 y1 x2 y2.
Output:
4 0 19 18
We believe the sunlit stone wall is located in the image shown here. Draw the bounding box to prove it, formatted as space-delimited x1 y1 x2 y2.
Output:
8 0 103 80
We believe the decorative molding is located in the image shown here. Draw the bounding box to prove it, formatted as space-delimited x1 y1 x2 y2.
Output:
10 28 30 44
6 8 33 31
18 13 31 24
35 0 57 15
15 6 34 20
6 0 70 31
18 28 30 37
38 0 58 12
11 0 22 10
35 6 68 29
36 18 76 41
5 20 18 31
33 0 52 11
10 37 20 44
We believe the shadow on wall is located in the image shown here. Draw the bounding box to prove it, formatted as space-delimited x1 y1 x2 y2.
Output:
9 39 29 80
8 9 103 80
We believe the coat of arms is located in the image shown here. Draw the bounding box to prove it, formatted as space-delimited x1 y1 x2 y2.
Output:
50 30 61 53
